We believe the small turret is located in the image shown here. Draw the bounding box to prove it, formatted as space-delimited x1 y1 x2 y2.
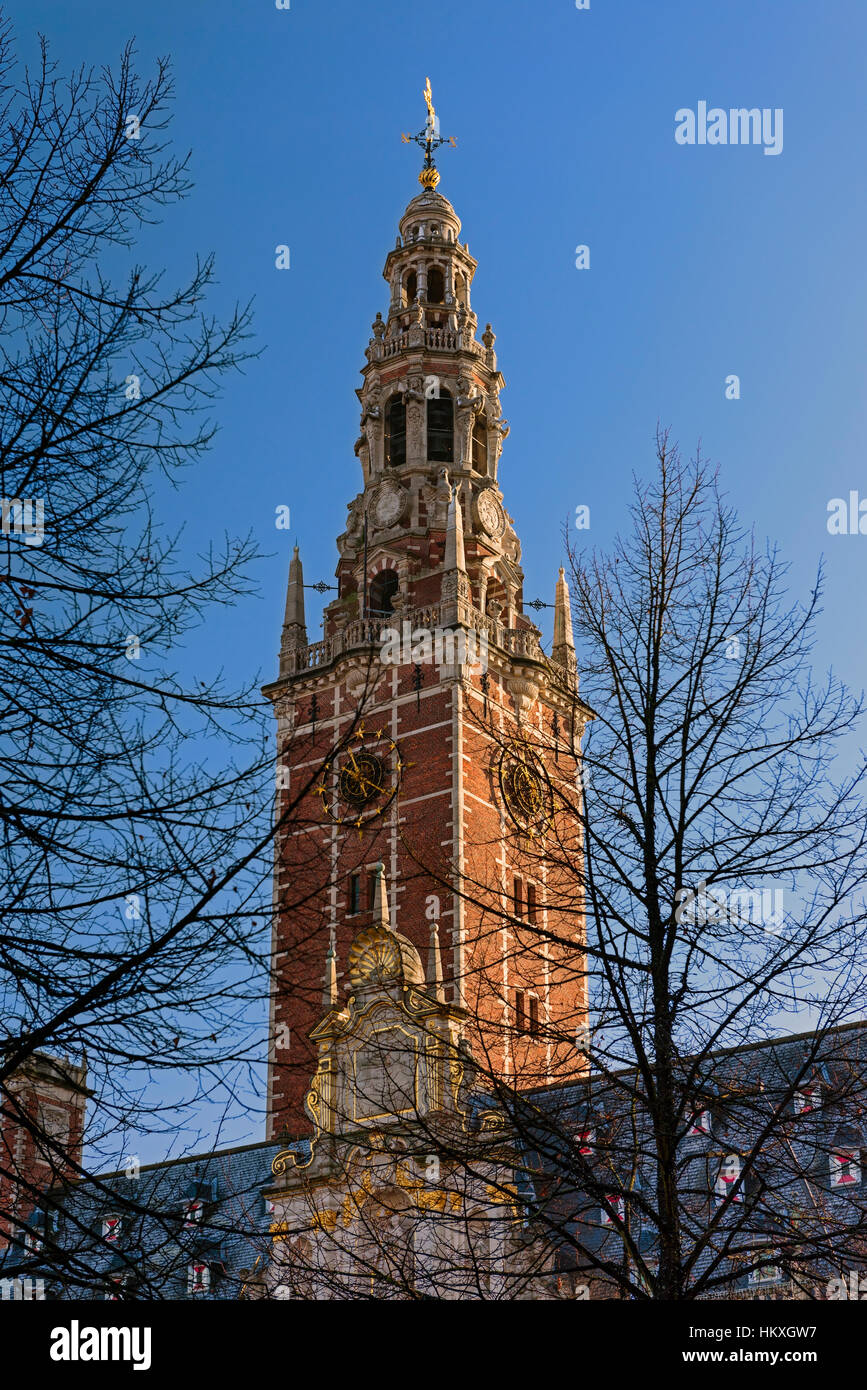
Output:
279 545 307 676
553 566 576 670
370 861 393 933
443 484 466 575
426 921 445 1003
322 928 339 1010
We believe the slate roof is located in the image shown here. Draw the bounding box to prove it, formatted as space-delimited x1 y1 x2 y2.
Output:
4 1020 867 1299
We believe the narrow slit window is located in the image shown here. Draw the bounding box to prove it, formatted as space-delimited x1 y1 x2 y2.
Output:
528 995 540 1037
427 390 454 463
348 873 361 915
515 990 526 1036
513 877 523 919
385 396 406 468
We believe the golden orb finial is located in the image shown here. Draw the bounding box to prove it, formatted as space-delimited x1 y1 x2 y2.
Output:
401 78 456 190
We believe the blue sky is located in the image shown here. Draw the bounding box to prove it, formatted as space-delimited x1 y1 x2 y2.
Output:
13 0 867 705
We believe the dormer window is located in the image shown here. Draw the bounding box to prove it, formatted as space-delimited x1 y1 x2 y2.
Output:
427 388 454 463
576 1127 594 1156
795 1085 821 1115
600 1196 624 1227
102 1215 122 1243
24 1212 45 1255
188 1261 211 1296
183 1199 205 1227
830 1149 861 1187
187 1237 224 1295
182 1177 217 1225
689 1110 712 1137
715 1153 743 1203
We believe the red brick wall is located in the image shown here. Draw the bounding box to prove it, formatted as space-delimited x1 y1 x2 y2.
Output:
0 1057 87 1247
267 649 587 1136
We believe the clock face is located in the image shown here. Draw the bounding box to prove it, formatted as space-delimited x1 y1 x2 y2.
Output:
339 751 387 807
498 744 552 837
318 725 404 829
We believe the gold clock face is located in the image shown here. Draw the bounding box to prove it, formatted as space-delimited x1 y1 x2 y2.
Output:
499 744 552 837
318 725 404 829
339 751 387 807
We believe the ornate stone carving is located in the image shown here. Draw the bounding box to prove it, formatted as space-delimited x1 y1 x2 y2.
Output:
508 672 539 720
456 375 484 465
371 479 408 530
474 488 505 540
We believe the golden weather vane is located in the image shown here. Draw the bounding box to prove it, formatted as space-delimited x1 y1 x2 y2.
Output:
401 76 457 191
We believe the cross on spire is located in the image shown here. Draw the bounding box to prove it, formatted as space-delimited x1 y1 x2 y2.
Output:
401 77 457 190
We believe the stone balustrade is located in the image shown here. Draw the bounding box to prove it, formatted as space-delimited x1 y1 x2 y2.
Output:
378 327 482 360
281 601 551 675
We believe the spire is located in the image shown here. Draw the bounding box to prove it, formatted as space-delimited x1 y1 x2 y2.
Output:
553 566 575 666
322 928 338 1010
371 862 393 932
279 545 307 675
443 483 466 574
426 921 445 1003
284 545 306 630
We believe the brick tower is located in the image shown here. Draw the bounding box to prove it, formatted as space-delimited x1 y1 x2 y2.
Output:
264 84 593 1136
0 1053 88 1250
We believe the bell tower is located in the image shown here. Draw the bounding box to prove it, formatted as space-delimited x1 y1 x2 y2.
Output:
264 82 593 1135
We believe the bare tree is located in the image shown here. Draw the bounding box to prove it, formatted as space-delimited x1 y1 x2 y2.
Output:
0 17 351 1281
487 430 867 1299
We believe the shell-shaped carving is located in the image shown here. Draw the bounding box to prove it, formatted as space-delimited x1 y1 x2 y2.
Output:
348 926 402 986
348 924 424 988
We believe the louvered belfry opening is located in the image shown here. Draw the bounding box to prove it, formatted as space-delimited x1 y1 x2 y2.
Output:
427 388 454 462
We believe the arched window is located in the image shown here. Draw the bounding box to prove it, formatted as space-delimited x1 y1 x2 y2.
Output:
472 417 487 473
427 388 454 463
385 396 406 468
369 570 399 617
427 266 445 304
406 270 418 303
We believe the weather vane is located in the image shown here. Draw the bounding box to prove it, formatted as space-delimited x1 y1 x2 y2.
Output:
401 77 457 191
